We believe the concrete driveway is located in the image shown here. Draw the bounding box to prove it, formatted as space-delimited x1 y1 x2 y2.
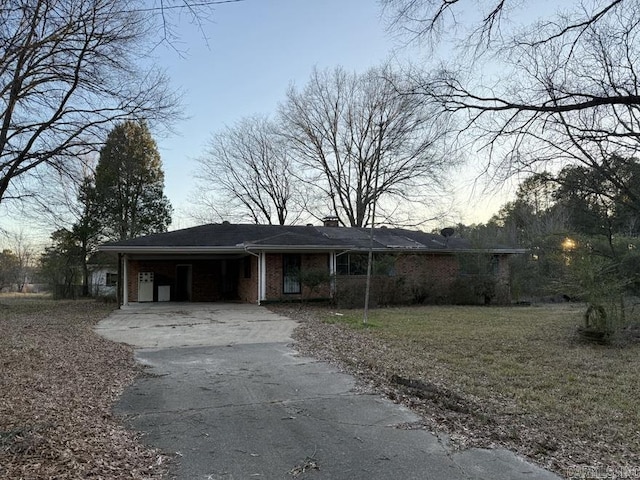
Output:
96 303 561 480
94 303 297 348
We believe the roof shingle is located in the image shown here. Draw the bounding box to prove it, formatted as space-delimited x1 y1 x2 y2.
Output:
100 223 520 253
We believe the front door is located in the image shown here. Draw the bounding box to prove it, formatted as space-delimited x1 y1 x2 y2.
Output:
283 254 301 294
176 265 192 301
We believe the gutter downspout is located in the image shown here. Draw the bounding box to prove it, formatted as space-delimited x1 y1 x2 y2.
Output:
244 247 264 305
329 251 337 299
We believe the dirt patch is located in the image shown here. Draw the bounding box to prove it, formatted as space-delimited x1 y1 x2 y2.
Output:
0 296 168 479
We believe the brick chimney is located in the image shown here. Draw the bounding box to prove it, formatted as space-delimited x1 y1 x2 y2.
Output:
322 216 339 227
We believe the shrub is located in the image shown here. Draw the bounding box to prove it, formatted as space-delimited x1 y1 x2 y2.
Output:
334 273 455 308
299 268 332 300
562 244 639 343
334 276 367 308
450 275 497 305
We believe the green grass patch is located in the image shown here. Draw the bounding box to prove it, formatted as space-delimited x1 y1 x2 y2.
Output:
312 303 640 472
324 312 383 329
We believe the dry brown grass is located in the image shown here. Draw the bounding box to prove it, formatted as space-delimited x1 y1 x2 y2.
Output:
286 303 640 478
0 295 167 479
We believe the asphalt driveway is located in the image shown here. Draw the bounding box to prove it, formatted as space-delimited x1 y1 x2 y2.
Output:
96 303 561 480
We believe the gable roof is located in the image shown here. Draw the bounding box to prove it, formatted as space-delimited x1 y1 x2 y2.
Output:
87 251 118 266
99 223 524 255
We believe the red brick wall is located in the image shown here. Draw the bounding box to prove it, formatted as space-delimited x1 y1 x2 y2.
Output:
264 253 331 301
396 253 512 304
333 253 513 306
395 253 458 289
237 256 258 303
127 259 177 302
127 258 139 302
494 254 512 304
333 253 458 306
265 253 282 300
191 261 222 301
301 253 331 299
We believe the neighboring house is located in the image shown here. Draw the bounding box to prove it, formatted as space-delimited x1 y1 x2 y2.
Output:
98 219 525 306
87 252 118 297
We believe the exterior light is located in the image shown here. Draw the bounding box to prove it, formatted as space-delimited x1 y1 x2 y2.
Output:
562 237 577 251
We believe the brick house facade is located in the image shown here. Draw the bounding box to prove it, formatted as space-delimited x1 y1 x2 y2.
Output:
100 222 524 307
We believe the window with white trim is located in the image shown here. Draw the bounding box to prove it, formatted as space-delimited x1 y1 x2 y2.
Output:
283 254 301 294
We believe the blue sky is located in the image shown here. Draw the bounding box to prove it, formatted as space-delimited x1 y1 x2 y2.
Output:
1 0 512 246
153 0 511 230
157 0 400 228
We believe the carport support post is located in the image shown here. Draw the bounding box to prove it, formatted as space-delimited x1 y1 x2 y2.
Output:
259 252 266 304
122 254 128 306
117 253 122 306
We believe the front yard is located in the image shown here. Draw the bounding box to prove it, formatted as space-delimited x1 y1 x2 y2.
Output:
2 297 637 479
290 303 640 479
0 296 166 479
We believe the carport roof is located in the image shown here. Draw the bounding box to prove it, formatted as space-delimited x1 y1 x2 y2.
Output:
99 223 524 254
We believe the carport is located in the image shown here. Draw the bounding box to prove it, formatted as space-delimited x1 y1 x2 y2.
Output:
98 223 344 307
123 254 254 303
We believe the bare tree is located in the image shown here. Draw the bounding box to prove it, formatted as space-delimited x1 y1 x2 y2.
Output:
193 116 302 225
280 66 454 228
0 0 180 209
1 230 36 291
382 0 640 317
382 0 626 61
0 249 20 292
383 1 640 215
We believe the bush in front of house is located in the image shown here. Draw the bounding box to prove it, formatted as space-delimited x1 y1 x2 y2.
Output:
449 275 498 305
330 276 400 308
334 274 452 308
299 268 332 300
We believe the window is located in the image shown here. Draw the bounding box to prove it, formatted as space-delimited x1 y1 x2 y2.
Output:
105 272 118 286
337 253 368 275
490 255 500 275
283 254 301 294
458 254 499 276
336 254 349 275
336 253 395 276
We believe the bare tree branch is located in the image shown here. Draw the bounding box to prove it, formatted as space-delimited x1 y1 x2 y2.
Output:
384 1 640 213
0 0 183 210
192 116 303 225
280 66 455 227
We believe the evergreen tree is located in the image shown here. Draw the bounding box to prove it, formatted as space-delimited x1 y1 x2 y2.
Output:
39 229 83 298
94 121 172 241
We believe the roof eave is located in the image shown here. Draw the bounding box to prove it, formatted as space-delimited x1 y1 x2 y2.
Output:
99 244 526 255
346 247 527 254
98 245 246 254
243 244 353 251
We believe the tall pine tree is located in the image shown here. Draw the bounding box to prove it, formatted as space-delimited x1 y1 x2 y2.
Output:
94 121 172 241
